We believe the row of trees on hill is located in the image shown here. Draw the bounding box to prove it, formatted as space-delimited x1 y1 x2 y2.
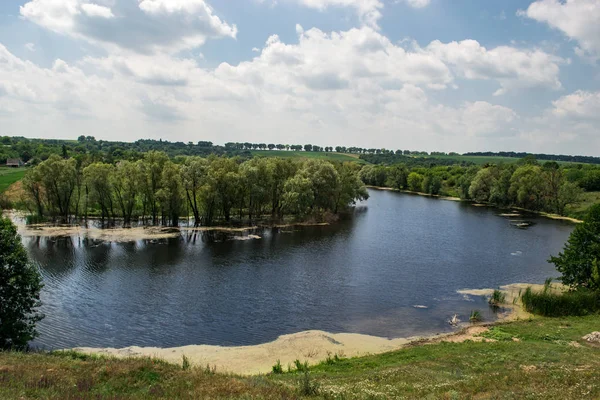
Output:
359 161 583 216
21 153 368 226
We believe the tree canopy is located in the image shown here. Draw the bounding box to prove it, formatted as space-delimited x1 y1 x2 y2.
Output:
0 218 44 350
550 204 600 291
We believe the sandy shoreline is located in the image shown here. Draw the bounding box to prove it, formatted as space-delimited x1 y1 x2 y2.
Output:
70 283 551 375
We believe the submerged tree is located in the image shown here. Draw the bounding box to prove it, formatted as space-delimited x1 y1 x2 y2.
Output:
0 218 44 350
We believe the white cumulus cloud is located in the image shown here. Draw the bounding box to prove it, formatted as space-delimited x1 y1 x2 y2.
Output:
426 39 564 95
20 0 237 54
519 0 600 61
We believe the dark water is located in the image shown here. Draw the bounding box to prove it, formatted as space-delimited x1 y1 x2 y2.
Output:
25 189 574 350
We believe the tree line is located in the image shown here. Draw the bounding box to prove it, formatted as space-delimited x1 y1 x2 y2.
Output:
359 159 585 216
465 151 600 165
21 153 368 226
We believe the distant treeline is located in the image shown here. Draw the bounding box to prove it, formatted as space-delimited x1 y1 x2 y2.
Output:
2 136 599 167
464 152 600 165
20 153 368 226
359 158 600 216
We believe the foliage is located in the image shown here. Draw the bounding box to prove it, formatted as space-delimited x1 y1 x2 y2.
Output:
469 310 482 322
488 289 506 306
271 359 283 374
521 286 600 317
478 327 516 341
550 204 600 289
21 154 367 226
0 217 44 350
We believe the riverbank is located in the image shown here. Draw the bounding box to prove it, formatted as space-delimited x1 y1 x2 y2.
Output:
366 185 584 223
70 283 549 375
3 313 599 399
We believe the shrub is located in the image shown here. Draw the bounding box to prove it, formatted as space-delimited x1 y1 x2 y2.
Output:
298 371 319 396
488 289 506 307
521 286 600 317
181 355 190 371
294 359 309 373
469 310 483 322
272 359 283 374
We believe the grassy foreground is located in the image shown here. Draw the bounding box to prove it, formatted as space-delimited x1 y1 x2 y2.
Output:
1 315 600 399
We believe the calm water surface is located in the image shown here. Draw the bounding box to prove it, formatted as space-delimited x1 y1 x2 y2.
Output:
25 189 574 349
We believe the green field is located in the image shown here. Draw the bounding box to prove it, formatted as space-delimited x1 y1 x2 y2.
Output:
567 191 600 220
426 154 592 166
251 150 366 163
0 167 27 193
1 315 599 399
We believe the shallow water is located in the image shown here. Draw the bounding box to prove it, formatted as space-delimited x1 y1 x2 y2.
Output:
25 189 574 349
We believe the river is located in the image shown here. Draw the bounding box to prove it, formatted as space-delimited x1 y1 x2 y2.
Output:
24 189 574 349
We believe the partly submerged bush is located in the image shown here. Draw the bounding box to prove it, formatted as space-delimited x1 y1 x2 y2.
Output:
469 310 483 322
521 286 600 317
488 289 506 307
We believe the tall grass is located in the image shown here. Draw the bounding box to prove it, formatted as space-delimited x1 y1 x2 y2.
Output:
488 289 506 307
521 283 600 317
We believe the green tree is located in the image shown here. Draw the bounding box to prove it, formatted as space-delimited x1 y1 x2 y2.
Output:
549 204 600 290
0 218 44 350
407 172 424 192
387 165 408 190
469 168 496 202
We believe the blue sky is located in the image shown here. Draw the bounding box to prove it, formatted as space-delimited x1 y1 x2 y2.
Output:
0 0 599 155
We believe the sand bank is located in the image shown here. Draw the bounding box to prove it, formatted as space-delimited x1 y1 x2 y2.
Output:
365 186 461 202
72 283 558 375
74 331 413 375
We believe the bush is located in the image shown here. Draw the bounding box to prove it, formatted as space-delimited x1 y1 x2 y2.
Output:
272 359 283 374
469 310 483 322
521 286 600 317
488 289 506 307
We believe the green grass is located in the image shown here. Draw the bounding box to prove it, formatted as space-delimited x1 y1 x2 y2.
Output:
426 155 591 166
425 155 522 165
273 315 600 399
251 150 367 163
0 167 27 193
567 191 600 220
2 315 600 399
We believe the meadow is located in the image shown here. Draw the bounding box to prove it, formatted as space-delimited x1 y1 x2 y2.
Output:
0 167 27 193
250 150 366 163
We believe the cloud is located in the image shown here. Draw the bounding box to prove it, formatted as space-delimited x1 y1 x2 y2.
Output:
426 39 564 95
24 42 36 52
398 0 431 9
80 3 114 18
291 0 384 28
551 90 600 120
519 0 600 61
20 0 237 54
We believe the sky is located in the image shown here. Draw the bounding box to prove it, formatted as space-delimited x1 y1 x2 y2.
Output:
0 0 599 155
